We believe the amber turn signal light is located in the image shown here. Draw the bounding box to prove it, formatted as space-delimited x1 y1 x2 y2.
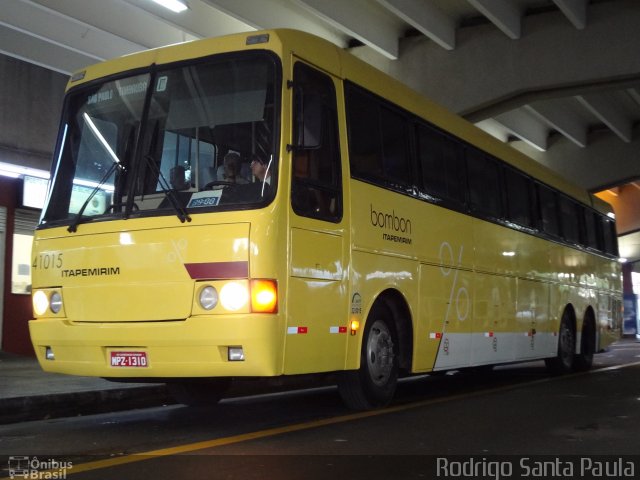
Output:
250 279 278 313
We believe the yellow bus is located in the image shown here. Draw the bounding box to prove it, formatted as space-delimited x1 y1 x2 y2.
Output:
29 29 622 410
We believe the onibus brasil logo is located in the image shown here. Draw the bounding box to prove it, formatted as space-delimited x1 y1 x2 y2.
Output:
6 456 73 479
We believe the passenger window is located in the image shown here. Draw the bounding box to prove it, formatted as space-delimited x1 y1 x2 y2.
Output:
602 218 618 256
380 106 410 185
291 63 342 222
467 148 502 218
346 84 410 188
346 86 382 182
416 124 465 206
559 196 580 244
537 184 560 237
583 209 599 249
416 125 445 197
504 167 533 227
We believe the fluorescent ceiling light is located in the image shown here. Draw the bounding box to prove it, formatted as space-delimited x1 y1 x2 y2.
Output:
152 0 188 13
83 113 121 165
0 161 49 179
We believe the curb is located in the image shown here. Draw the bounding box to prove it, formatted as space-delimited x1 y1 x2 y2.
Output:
0 386 173 425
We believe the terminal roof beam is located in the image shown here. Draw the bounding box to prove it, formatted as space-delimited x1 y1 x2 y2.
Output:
296 0 400 59
524 101 588 148
493 109 549 151
553 0 587 30
124 0 248 41
0 23 90 75
576 94 633 143
377 0 455 50
0 0 145 69
202 0 347 48
466 0 522 39
627 88 640 106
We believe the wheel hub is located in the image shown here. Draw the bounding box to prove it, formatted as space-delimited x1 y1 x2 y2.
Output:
367 321 395 386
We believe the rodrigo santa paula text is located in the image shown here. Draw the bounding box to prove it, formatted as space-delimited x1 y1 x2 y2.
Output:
436 456 635 479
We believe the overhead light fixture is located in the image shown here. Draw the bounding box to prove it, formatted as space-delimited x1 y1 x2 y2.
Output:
0 161 49 179
152 0 188 13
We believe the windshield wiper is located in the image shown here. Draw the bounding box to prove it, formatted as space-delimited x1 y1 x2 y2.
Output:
143 154 192 224
67 161 121 233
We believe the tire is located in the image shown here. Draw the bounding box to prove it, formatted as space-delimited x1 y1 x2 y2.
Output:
338 303 399 410
574 317 595 372
167 378 231 407
545 311 575 375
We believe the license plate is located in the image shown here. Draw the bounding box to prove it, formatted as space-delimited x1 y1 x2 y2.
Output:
110 351 148 367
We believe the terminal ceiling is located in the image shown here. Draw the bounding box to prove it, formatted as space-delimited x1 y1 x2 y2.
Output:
1 0 638 262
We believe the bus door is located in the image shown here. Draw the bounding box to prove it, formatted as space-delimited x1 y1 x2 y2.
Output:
284 60 348 374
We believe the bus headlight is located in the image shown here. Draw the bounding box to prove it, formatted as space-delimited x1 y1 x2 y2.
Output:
220 282 249 311
33 291 49 316
50 291 63 314
198 286 218 310
33 290 63 316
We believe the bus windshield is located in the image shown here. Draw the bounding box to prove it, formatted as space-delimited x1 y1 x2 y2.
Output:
41 51 279 228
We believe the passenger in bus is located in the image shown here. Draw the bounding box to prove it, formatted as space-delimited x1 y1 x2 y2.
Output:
250 154 271 185
221 153 272 203
220 152 249 184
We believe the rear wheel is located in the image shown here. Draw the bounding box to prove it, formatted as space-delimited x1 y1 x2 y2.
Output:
574 316 596 371
545 311 575 374
167 378 231 407
338 303 398 410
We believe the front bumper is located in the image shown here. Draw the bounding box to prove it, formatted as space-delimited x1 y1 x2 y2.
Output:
29 315 283 378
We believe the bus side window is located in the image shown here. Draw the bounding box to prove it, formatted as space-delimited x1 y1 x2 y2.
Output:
346 86 383 181
380 106 410 186
416 124 445 198
536 184 560 238
416 125 465 207
291 63 342 223
345 84 411 190
602 218 618 256
441 136 466 206
467 148 502 219
504 167 533 228
583 208 599 250
559 195 580 244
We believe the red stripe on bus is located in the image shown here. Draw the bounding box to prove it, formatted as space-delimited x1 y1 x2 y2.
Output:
184 261 249 279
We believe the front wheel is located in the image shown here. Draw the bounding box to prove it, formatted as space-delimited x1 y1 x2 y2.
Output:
338 304 398 410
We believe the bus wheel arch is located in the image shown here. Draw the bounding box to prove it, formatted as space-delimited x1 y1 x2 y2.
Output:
545 304 576 375
338 289 412 410
574 306 597 371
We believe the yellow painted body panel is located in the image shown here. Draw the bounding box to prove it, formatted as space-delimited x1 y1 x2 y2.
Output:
285 228 347 374
33 221 249 321
30 207 288 377
347 180 621 372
